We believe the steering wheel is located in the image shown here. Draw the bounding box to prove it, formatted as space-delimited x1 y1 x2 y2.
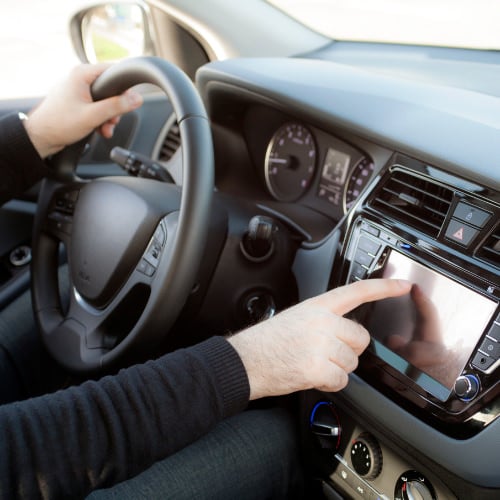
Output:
31 57 214 373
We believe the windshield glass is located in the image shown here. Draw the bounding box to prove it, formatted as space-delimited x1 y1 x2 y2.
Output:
268 0 500 50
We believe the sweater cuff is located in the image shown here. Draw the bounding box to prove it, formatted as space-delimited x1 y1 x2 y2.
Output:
1 112 48 185
189 336 250 418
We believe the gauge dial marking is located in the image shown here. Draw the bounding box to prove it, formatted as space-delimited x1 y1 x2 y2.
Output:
264 123 317 202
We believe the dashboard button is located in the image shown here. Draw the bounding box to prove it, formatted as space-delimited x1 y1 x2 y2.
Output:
479 338 500 359
357 236 381 256
471 351 496 371
445 219 479 246
487 321 500 342
361 222 380 237
351 262 368 281
355 250 373 268
453 202 491 228
379 231 398 245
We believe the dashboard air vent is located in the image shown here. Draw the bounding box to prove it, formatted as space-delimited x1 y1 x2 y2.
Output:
370 170 453 238
476 226 500 269
158 122 180 162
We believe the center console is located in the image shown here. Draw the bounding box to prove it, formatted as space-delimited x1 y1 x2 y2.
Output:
300 154 500 499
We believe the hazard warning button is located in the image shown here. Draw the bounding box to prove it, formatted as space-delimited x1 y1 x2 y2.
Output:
445 219 479 246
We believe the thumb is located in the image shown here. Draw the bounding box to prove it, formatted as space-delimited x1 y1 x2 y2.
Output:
89 89 143 127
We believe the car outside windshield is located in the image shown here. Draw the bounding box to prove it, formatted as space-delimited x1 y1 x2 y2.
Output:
268 0 500 50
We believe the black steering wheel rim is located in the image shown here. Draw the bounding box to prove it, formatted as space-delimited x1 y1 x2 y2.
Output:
31 57 214 373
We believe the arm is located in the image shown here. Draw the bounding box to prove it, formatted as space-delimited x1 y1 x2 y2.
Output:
0 336 249 499
0 112 48 206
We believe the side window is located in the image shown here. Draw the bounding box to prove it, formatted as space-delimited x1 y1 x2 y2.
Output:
0 1 82 100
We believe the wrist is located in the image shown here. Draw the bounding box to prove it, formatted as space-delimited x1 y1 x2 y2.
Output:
22 110 61 159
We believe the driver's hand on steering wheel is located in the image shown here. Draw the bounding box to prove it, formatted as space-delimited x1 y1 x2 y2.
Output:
22 64 143 159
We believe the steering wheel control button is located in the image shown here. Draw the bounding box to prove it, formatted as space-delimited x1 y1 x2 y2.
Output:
454 374 480 401
137 258 155 277
350 433 383 480
142 220 168 270
47 212 73 236
445 219 479 246
453 202 491 228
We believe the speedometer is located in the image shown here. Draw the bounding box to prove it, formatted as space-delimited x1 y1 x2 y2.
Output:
264 123 317 201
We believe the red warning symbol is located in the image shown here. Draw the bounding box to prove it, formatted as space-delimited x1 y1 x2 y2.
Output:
453 227 464 240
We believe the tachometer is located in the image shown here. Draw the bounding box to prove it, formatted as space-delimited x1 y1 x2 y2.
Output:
344 156 375 212
264 123 317 201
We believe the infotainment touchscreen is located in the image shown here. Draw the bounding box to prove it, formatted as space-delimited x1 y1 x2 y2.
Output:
355 250 497 401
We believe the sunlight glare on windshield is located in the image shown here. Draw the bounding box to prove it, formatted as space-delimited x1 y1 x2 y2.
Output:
268 0 500 50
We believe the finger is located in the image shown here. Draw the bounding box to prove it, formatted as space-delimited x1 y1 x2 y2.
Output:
328 336 360 372
315 364 349 393
78 63 113 85
315 279 412 316
99 123 115 139
98 116 122 138
330 315 370 355
88 90 143 127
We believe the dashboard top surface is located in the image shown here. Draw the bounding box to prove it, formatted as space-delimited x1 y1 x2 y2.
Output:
197 56 500 191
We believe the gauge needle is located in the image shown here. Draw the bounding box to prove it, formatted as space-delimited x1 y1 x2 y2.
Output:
269 156 299 170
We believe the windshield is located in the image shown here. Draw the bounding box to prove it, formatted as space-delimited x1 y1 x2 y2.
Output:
268 0 500 50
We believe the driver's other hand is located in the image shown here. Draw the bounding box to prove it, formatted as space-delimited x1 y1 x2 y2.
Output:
228 279 412 400
24 64 143 159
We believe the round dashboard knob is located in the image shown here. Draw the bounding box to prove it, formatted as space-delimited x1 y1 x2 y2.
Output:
395 470 436 500
350 432 383 480
454 374 480 401
309 401 341 450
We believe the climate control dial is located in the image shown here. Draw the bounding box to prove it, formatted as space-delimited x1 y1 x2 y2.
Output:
350 432 383 480
395 470 436 500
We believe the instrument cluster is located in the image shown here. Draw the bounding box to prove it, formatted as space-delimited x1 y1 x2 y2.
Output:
262 120 375 217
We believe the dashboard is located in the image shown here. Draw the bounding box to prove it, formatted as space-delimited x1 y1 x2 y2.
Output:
195 55 500 499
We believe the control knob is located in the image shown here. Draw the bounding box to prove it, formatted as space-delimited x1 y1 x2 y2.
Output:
350 432 383 480
240 215 277 262
395 470 436 500
454 374 480 401
309 401 341 450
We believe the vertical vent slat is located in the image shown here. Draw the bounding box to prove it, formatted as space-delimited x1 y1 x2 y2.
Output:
369 170 453 238
476 226 500 269
158 122 180 162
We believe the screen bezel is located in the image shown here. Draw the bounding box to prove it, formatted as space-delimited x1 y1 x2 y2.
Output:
353 248 497 402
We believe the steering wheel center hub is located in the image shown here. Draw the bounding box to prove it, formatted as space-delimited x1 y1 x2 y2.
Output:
70 179 161 307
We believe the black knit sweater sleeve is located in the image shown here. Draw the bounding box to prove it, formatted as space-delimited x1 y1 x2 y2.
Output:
0 336 250 499
0 112 49 206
